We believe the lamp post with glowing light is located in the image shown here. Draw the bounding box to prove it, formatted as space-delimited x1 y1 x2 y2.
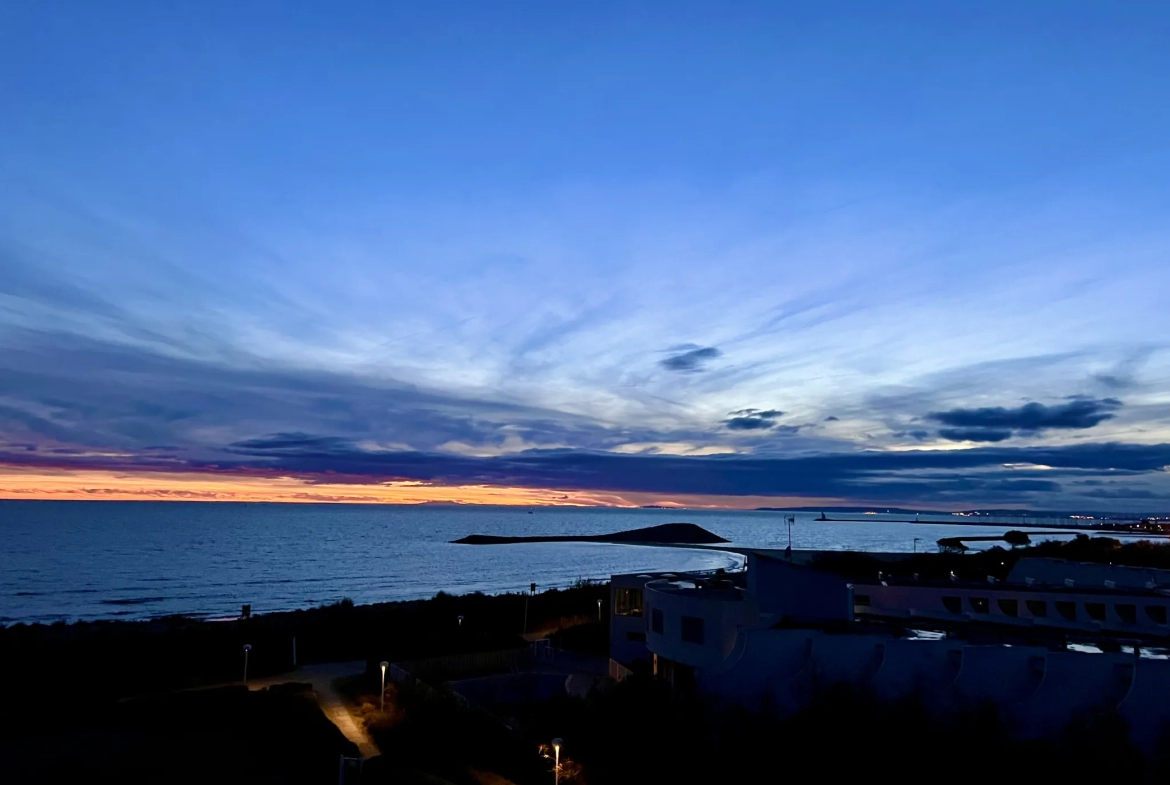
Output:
379 661 389 712
597 599 602 621
242 644 252 685
552 738 563 785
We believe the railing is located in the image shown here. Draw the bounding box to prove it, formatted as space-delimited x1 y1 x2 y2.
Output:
609 658 633 682
534 645 611 675
392 648 533 682
390 643 615 688
387 662 472 708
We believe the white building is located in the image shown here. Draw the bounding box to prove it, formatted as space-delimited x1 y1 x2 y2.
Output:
609 549 1170 754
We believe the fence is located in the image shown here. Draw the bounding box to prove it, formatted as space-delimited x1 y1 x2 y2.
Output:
387 662 472 708
390 644 614 687
392 648 533 682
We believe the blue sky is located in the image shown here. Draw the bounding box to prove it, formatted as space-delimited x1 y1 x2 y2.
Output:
1 1 1168 509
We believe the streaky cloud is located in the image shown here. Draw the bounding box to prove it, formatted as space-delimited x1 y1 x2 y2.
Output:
660 346 721 373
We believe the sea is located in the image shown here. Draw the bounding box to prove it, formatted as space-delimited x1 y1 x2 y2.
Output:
0 501 1123 625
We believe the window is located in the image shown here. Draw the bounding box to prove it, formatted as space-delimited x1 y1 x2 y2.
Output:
1055 601 1077 621
615 587 644 617
997 599 1019 617
680 616 705 644
1026 600 1048 618
854 594 871 607
1115 604 1137 624
1146 605 1168 625
942 596 962 614
626 631 646 642
969 597 989 614
651 608 663 635
1085 602 1106 622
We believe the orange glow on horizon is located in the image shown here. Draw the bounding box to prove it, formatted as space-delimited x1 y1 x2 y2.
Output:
0 464 835 509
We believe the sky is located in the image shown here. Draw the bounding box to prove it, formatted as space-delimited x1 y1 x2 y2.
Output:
1 1 1168 510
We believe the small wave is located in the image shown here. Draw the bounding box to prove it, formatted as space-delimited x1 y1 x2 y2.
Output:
101 596 167 606
14 591 41 596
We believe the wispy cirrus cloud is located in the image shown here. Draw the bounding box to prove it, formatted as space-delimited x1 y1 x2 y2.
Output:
2 2 1170 513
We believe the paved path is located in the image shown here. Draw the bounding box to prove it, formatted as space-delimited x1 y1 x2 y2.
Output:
247 661 380 759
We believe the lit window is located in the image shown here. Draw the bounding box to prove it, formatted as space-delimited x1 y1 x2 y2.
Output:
615 588 644 617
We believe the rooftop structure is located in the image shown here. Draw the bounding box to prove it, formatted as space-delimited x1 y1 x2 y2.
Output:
609 549 1170 757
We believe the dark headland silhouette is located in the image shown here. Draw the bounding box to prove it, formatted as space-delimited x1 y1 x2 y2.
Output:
452 522 730 545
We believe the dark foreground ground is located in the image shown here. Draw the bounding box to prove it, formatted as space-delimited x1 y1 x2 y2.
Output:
7 536 1170 783
0 582 606 784
1 685 358 784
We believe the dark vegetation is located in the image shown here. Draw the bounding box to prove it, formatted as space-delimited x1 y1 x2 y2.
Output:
0 583 607 738
485 677 1159 784
9 536 1170 782
814 533 1170 584
343 669 1163 785
0 686 357 784
938 530 1031 552
452 522 729 545
354 678 548 785
329 618 613 784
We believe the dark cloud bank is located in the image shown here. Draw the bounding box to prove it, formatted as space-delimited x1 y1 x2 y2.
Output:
5 432 1169 506
225 437 1170 502
724 409 784 431
0 332 1167 508
929 398 1122 443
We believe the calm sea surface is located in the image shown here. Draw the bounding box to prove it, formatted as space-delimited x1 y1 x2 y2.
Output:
0 501 1096 625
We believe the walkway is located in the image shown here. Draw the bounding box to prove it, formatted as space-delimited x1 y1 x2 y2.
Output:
246 661 380 760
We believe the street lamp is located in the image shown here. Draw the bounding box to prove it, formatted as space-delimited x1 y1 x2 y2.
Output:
552 738 563 785
242 644 252 685
597 599 602 621
380 661 389 712
457 615 464 628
